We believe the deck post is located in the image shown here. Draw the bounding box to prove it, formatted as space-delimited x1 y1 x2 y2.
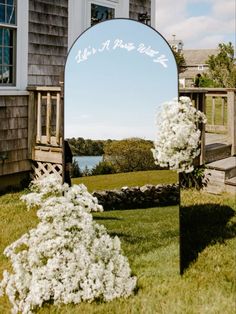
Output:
36 92 42 143
199 92 206 164
46 92 52 144
179 88 207 165
28 91 36 159
227 89 236 155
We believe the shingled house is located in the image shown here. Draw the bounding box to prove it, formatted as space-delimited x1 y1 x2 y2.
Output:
179 49 218 87
0 0 155 191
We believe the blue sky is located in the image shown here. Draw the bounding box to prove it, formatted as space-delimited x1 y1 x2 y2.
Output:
156 0 235 49
65 19 178 140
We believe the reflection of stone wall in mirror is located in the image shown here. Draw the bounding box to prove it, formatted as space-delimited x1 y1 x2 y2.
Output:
64 19 178 186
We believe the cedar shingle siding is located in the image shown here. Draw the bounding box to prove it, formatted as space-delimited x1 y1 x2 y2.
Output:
28 0 68 86
0 96 31 177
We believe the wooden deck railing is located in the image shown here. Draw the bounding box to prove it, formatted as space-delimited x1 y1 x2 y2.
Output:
180 88 236 159
28 86 63 167
205 88 228 133
28 86 234 172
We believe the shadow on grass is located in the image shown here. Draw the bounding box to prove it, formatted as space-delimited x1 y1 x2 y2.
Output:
180 204 236 274
93 216 123 221
109 231 146 244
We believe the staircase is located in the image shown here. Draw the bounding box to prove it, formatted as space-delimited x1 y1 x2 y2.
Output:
205 140 236 194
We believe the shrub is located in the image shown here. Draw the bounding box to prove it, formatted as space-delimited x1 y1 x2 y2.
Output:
82 166 91 177
0 175 136 313
179 165 209 190
71 160 83 178
91 161 115 175
104 138 157 173
152 97 207 173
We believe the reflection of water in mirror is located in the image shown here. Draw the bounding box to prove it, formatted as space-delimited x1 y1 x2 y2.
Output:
65 19 177 141
74 156 103 171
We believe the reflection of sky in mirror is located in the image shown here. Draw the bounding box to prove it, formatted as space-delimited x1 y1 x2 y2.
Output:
65 19 178 140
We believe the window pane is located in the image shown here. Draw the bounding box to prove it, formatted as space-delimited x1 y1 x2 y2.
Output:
8 65 12 83
6 4 15 24
2 65 10 83
0 4 6 23
0 28 3 46
0 47 2 64
0 66 3 83
0 27 15 85
0 1 15 6
3 28 13 46
91 4 115 26
4 47 12 64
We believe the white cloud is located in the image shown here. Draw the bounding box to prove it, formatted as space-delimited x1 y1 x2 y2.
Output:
211 0 235 20
155 0 235 49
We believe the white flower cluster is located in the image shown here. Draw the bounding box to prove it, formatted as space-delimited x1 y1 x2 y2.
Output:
0 175 136 314
152 97 207 173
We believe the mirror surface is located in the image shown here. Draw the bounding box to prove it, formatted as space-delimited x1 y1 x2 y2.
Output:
65 19 179 276
65 19 177 140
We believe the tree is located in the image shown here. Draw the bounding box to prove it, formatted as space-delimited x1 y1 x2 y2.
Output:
172 48 187 74
71 160 82 178
205 42 236 88
103 138 157 173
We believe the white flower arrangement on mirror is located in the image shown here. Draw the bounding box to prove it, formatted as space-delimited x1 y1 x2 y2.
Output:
0 175 136 314
152 96 207 173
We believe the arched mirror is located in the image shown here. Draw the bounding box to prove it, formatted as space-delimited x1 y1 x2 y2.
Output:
65 19 180 277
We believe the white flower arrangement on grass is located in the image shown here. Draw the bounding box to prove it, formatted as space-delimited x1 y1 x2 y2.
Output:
0 175 136 314
152 96 207 173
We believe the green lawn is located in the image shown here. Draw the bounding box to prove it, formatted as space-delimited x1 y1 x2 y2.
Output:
0 173 235 313
72 170 178 192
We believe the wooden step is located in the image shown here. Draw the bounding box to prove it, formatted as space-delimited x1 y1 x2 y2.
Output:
206 157 236 179
225 177 236 194
225 176 236 186
205 143 232 163
205 157 236 194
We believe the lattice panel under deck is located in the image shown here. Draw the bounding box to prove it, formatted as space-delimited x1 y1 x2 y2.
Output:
31 161 63 181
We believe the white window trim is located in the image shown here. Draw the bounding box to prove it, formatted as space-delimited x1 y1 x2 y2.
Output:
68 0 129 50
151 0 158 30
0 0 29 91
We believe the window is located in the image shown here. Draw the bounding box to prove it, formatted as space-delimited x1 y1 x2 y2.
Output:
0 0 16 85
91 3 115 26
68 0 129 50
88 1 117 28
198 65 204 71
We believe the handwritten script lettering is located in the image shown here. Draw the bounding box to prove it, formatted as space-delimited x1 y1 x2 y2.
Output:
75 39 168 68
113 39 136 51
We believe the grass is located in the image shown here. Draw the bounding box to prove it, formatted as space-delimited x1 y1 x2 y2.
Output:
72 170 178 192
0 173 235 313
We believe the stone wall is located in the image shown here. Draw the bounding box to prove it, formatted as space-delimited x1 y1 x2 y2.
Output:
92 184 179 211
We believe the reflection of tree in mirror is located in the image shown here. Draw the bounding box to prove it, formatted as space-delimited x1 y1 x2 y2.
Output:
104 138 157 173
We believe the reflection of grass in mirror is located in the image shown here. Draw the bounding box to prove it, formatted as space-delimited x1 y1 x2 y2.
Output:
0 190 235 313
72 170 178 192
